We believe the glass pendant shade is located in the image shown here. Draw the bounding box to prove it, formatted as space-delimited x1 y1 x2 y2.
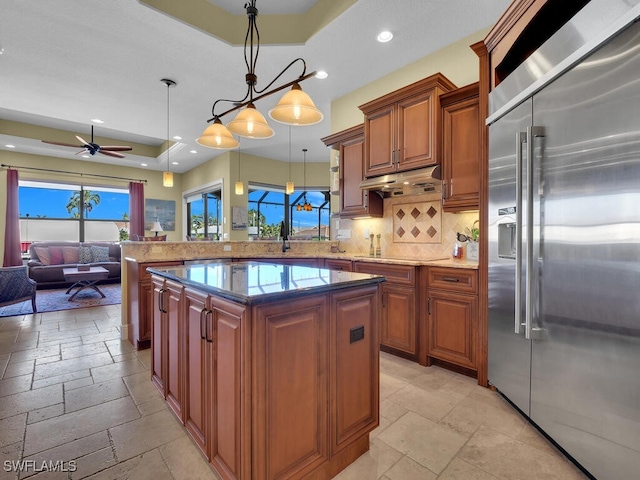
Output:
269 84 324 126
285 181 295 195
235 181 244 195
197 119 239 149
163 171 174 187
227 103 274 139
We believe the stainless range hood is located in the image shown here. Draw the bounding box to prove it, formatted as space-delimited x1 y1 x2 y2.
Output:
359 165 442 197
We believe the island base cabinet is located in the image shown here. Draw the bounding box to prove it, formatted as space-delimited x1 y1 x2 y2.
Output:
151 277 184 421
150 269 381 480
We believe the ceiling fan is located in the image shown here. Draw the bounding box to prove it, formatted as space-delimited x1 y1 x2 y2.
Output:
42 125 133 158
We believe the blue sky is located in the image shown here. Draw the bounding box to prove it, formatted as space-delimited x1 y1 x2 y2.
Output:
19 186 129 220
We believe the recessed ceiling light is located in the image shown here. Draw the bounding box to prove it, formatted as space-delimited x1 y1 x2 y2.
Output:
377 31 393 43
315 71 328 79
140 163 148 167
173 136 182 140
91 118 104 124
171 161 179 165
5 144 15 148
189 150 197 154
82 154 90 159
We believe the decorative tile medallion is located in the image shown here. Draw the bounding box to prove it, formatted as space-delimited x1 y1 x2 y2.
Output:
392 201 442 244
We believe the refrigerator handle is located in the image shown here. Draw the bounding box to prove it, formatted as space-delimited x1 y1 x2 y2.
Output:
525 126 545 340
527 126 546 340
515 131 526 335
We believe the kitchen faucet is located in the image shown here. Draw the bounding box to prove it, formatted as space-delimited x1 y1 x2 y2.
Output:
280 221 290 252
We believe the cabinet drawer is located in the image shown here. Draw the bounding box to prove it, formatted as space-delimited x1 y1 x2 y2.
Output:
428 267 477 294
353 262 415 286
324 259 353 272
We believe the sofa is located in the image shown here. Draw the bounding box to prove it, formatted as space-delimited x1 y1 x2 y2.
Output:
27 241 121 289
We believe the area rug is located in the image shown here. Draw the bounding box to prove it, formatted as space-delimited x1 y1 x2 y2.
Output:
0 283 121 317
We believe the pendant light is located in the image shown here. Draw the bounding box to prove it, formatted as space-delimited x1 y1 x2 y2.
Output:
197 118 239 149
235 149 244 195
197 0 322 149
269 83 323 126
161 78 176 188
285 126 294 195
296 148 312 211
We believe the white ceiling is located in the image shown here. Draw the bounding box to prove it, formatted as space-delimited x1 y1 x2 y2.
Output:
0 0 510 174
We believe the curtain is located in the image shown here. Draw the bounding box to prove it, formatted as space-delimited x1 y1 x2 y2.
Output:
3 169 22 267
129 182 145 239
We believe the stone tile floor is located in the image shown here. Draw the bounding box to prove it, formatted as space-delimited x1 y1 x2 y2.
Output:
0 305 588 479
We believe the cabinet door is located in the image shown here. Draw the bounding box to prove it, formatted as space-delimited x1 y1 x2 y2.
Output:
364 105 396 177
209 296 246 480
165 280 184 421
341 135 383 218
151 277 166 395
442 88 480 211
428 290 477 369
398 91 437 171
139 282 153 343
183 288 210 458
381 283 417 355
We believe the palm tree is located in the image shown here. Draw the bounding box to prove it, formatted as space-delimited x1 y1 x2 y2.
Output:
66 190 101 218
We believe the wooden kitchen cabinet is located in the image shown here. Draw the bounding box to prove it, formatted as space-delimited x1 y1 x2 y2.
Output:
183 287 246 478
126 259 183 350
426 267 478 373
359 73 456 177
353 261 418 360
324 258 352 272
321 124 383 218
441 83 480 212
151 276 184 420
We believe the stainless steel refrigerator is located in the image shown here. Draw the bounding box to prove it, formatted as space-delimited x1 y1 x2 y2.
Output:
488 2 640 479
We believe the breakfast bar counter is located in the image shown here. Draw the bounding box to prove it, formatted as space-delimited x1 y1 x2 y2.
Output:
147 261 384 480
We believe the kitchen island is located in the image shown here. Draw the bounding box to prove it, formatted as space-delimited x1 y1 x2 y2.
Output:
147 261 384 480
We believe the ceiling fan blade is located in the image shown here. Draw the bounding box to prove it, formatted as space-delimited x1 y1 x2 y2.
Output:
41 140 83 148
100 146 133 152
74 149 88 156
98 150 126 159
76 135 89 146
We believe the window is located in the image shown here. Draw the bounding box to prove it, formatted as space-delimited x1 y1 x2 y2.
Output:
248 184 330 240
185 186 222 240
18 181 129 247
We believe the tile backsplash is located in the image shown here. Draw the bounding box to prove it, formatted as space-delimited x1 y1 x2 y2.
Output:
334 191 478 259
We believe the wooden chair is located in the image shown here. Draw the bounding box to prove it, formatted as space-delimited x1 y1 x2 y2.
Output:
0 265 37 313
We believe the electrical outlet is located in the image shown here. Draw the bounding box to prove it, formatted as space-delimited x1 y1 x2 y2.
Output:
338 229 351 239
364 228 370 239
223 245 232 251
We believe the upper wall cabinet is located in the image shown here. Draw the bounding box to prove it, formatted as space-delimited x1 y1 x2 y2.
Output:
359 73 456 178
322 125 383 218
441 82 480 212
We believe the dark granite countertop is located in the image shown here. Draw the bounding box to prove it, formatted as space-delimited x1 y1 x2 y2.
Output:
147 261 385 305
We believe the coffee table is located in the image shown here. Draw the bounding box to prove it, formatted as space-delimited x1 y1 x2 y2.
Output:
62 266 110 301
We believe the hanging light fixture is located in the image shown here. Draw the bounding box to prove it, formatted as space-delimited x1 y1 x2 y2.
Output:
197 0 323 149
285 126 294 195
296 148 312 212
161 78 176 187
235 149 244 195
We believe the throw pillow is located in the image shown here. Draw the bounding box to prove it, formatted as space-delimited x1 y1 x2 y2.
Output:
33 246 52 266
90 245 110 263
49 246 64 265
62 247 79 264
78 246 93 264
